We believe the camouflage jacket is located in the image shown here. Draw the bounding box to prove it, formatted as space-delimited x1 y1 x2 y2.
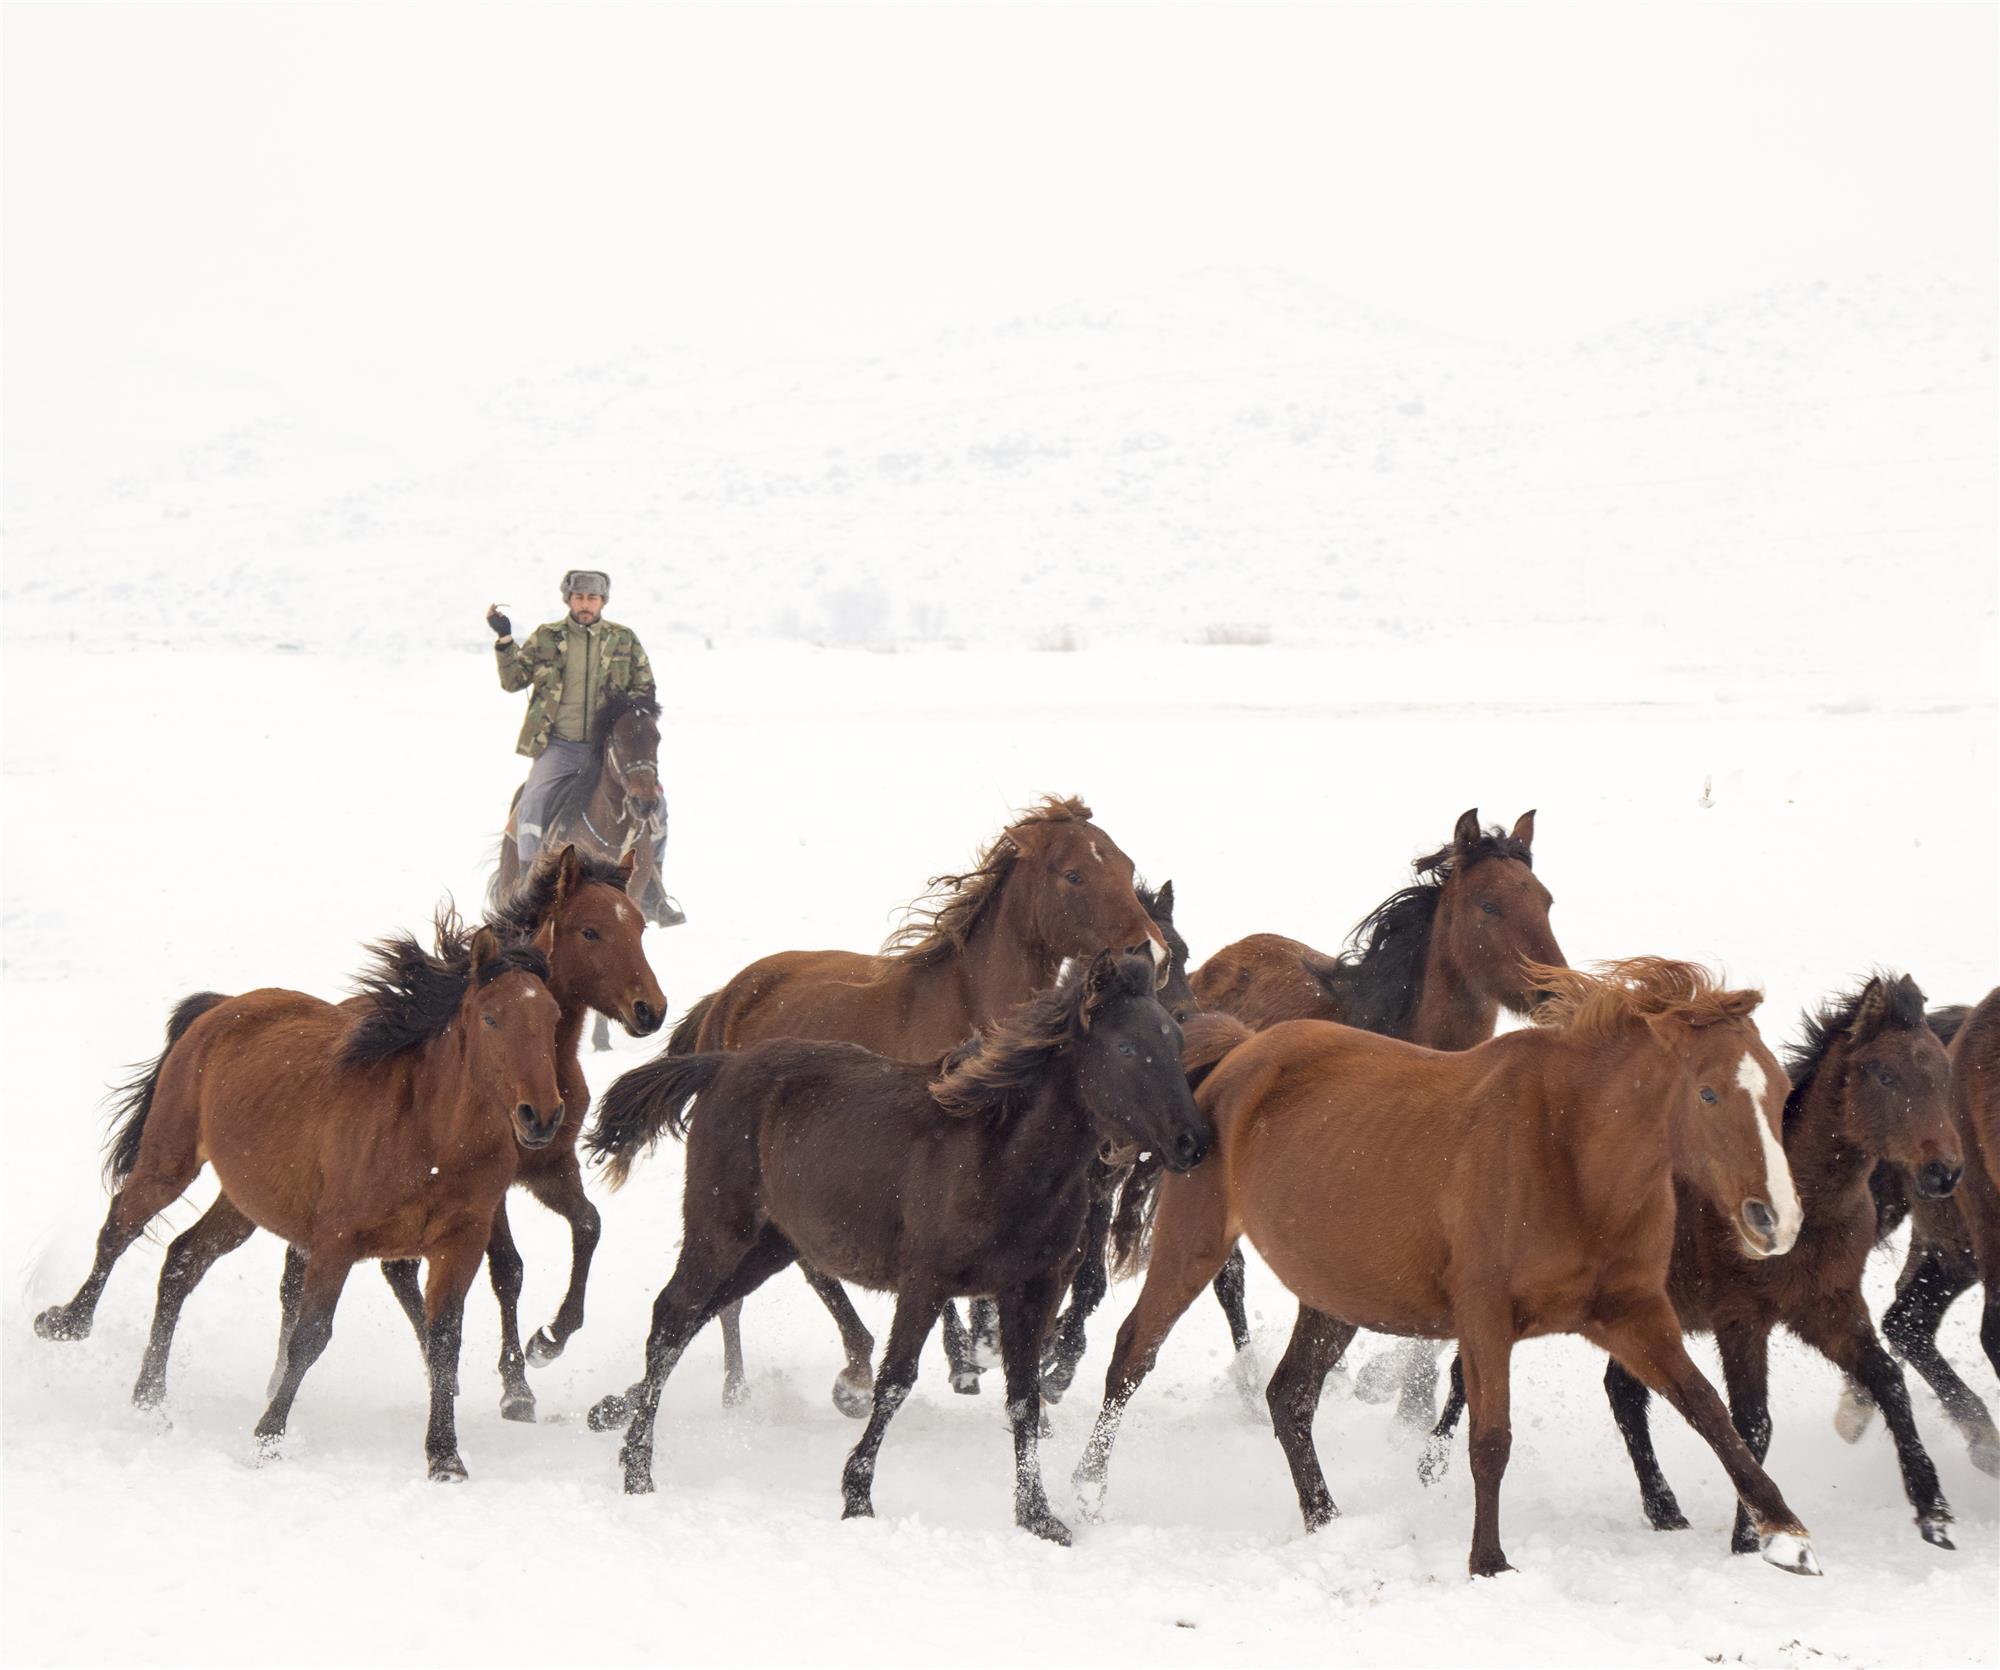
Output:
495 617 657 758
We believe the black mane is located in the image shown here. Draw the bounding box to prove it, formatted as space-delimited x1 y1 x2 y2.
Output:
486 846 630 941
1313 826 1532 1039
1782 973 1928 1139
342 908 552 1066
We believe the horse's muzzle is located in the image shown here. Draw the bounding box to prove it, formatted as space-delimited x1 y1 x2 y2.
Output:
513 1101 566 1149
1915 1160 1962 1201
1164 1129 1208 1173
628 1000 664 1037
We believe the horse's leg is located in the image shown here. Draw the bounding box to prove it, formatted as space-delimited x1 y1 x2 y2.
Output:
1418 1350 1469 1485
798 1263 876 1418
483 1200 536 1422
842 1286 946 1522
132 1197 257 1409
1788 1293 1955 1548
268 1243 308 1401
998 1275 1069 1543
1212 1245 1264 1410
254 1243 355 1459
1265 1305 1359 1530
522 1161 602 1366
1586 1297 1818 1574
1712 1321 1776 1554
940 1302 981 1394
1042 1177 1117 1404
718 1299 748 1407
1390 1339 1443 1432
969 1295 1002 1369
1880 1235 1998 1474
420 1222 495 1481
1073 1163 1236 1522
1457 1323 1517 1579
621 1225 798 1494
1601 1358 1689 1530
34 1154 199 1342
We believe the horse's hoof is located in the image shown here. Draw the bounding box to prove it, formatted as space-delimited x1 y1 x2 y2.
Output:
1229 1347 1264 1415
1646 1505 1691 1533
951 1370 982 1396
429 1454 469 1483
1760 1531 1822 1576
254 1432 284 1465
132 1381 164 1412
832 1370 873 1420
1021 1511 1072 1546
1416 1437 1452 1487
722 1375 751 1409
525 1327 563 1368
1918 1516 1956 1550
33 1307 87 1342
587 1394 631 1433
841 1497 875 1521
1351 1351 1399 1405
622 1463 655 1496
500 1392 537 1424
1301 1496 1339 1531
1073 1471 1107 1524
1468 1554 1518 1580
1833 1382 1876 1444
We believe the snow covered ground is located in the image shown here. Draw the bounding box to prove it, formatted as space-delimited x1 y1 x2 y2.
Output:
3 640 1995 1668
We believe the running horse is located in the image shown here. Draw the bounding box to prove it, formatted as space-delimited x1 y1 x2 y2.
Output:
632 795 1172 1415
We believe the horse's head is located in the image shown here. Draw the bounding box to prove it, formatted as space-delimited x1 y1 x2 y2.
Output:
542 845 667 1037
1430 809 1565 1015
604 697 664 835
1801 974 1960 1201
1138 878 1199 1022
1070 950 1211 1172
1010 813 1170 987
463 926 567 1151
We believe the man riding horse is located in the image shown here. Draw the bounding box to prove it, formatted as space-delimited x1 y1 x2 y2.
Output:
487 569 683 926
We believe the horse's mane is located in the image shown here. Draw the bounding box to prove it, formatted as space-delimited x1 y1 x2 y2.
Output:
929 953 1150 1119
1313 824 1533 1038
342 907 553 1066
1781 973 1928 1139
547 687 661 829
880 795 1094 967
485 845 629 941
1528 957 1761 1044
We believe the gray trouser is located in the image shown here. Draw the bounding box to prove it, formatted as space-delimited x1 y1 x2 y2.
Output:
516 738 669 878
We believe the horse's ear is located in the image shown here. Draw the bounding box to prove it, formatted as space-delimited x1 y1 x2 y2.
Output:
470 927 502 971
1643 1010 1693 1057
1079 947 1121 1031
1852 975 1890 1038
531 917 558 959
615 846 638 884
1510 810 1536 849
554 844 582 900
1452 808 1482 850
1154 879 1175 917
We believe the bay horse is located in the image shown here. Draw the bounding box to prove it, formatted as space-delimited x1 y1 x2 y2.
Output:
585 952 1211 1541
1072 958 1823 1579
663 795 1172 1412
1430 973 1964 1549
271 846 666 1420
1841 987 2000 1476
34 918 564 1481
1174 808 1563 1419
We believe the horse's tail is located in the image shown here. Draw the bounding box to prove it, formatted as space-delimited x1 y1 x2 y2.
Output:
1109 1158 1162 1282
104 992 226 1189
665 990 719 1056
587 1051 727 1188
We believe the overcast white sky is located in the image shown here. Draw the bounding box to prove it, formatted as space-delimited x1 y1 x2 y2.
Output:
4 1 1995 432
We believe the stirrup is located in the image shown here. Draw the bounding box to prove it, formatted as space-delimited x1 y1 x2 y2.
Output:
652 895 687 929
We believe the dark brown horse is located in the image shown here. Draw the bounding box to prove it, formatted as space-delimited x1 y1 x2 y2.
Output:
35 919 564 1480
271 846 667 1419
585 952 1210 1541
666 795 1172 1410
1073 959 1822 1579
1842 988 2000 1477
1430 973 1964 1549
1173 808 1564 1417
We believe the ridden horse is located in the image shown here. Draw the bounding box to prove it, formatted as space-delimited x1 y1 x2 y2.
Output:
1166 808 1562 1417
1841 988 2000 1476
1072 959 1823 1579
35 920 564 1480
1430 973 1964 1549
271 846 666 1420
661 795 1172 1411
585 952 1211 1541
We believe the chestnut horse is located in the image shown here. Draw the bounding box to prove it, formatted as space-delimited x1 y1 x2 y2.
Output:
1843 988 2000 1476
1431 973 1964 1549
585 952 1210 1542
271 846 667 1420
1073 959 1822 1579
665 795 1171 1410
1172 808 1563 1418
35 920 564 1480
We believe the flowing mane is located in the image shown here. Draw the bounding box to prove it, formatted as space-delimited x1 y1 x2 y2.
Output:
880 795 1094 967
1528 957 1762 1045
485 845 630 941
1311 823 1533 1038
1781 973 1928 1138
928 954 1151 1119
343 908 552 1065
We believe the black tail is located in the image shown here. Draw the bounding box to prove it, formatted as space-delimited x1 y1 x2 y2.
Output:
104 992 226 1189
1108 1158 1161 1281
587 1051 728 1188
665 990 720 1056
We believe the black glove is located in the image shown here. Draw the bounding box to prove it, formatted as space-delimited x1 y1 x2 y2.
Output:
486 608 513 639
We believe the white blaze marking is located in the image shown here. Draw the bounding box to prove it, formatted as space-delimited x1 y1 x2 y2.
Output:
1089 842 1103 863
613 900 634 925
1736 1052 1802 1252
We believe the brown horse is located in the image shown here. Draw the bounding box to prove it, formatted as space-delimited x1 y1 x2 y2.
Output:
1073 959 1822 1579
1179 808 1564 1417
585 952 1211 1541
1430 974 1963 1549
272 846 667 1420
35 919 564 1480
1843 988 2000 1476
667 794 1172 1410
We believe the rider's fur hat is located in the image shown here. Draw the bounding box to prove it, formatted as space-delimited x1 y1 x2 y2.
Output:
560 568 611 601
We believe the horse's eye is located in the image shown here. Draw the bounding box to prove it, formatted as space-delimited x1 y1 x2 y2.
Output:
1064 870 1083 885
1877 1070 1896 1089
1699 1086 1718 1104
482 1013 498 1030
1116 1041 1136 1058
580 927 600 941
1480 900 1501 916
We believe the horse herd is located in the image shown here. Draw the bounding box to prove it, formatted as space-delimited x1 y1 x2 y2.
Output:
32 796 2000 1581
